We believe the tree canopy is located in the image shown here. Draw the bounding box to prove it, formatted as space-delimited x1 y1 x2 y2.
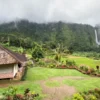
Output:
0 20 97 51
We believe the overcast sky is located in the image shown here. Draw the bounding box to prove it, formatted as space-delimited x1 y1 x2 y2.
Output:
0 0 100 26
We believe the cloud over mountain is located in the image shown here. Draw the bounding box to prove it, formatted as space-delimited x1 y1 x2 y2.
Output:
0 0 100 25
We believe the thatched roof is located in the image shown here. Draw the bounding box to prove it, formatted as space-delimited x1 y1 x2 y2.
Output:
0 45 27 64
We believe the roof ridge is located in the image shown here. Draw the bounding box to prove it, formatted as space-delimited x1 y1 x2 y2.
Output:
0 45 27 63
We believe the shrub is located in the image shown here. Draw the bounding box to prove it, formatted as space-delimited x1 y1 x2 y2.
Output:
84 66 88 72
88 94 97 100
83 91 88 95
75 88 100 100
94 92 100 98
66 59 76 67
88 90 94 94
48 64 56 68
2 87 39 100
72 93 84 100
96 66 99 71
89 68 95 74
97 71 100 75
37 60 46 67
27 60 34 67
32 46 44 60
94 88 100 95
79 66 84 70
3 87 17 100
54 53 61 62
79 65 88 72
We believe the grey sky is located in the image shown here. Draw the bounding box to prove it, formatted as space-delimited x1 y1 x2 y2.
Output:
0 0 100 26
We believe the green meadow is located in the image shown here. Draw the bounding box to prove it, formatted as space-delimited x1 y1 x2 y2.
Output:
1 54 100 100
61 55 100 68
0 67 100 100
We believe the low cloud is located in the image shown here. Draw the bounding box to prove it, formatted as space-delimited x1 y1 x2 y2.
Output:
0 0 100 26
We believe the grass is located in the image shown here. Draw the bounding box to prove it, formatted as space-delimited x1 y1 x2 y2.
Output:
26 67 100 92
47 54 100 68
63 77 100 92
1 67 87 98
0 67 100 99
69 56 100 68
61 55 100 68
26 67 88 81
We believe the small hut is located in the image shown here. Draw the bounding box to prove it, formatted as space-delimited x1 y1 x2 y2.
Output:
0 45 27 79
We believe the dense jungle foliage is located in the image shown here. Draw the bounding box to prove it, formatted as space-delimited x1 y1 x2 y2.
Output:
0 20 98 51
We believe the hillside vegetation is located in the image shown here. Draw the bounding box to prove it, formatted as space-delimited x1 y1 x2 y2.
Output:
0 20 97 51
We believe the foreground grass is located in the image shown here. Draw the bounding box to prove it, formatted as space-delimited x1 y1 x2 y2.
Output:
63 77 100 92
45 77 100 92
0 67 86 98
0 67 100 100
26 67 100 92
0 81 43 100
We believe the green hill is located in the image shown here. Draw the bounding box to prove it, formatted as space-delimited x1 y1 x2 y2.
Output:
0 20 97 51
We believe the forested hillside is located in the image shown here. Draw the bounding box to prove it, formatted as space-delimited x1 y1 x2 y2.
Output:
0 20 97 51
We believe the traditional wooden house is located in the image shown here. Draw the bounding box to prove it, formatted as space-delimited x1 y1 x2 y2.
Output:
0 45 27 79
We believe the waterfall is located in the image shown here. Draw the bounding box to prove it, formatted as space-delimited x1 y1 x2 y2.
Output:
95 29 100 45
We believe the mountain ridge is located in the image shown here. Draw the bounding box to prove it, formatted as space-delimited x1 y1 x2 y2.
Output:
0 20 97 51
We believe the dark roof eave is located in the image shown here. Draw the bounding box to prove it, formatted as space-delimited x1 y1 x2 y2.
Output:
0 45 27 63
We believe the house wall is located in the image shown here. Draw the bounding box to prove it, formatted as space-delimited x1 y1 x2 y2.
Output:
13 64 18 76
0 64 13 74
0 48 16 64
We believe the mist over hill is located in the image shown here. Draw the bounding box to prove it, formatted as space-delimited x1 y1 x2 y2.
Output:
0 20 97 51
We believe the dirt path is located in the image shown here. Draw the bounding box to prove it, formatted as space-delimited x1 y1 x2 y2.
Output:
38 76 86 100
